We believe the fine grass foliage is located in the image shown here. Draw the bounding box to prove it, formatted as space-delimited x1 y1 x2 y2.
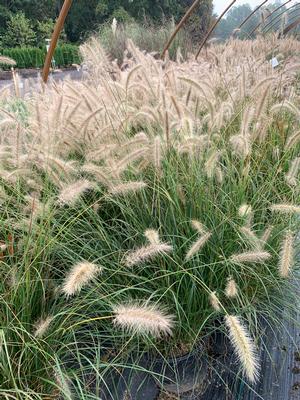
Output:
0 33 299 397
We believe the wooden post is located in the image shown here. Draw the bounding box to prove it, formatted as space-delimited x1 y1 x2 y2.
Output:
42 0 73 83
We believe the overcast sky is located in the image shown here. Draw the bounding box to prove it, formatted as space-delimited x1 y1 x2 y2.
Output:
213 0 294 15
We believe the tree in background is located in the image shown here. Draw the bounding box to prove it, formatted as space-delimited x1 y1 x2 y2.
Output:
214 1 300 40
36 19 56 47
65 0 213 43
215 4 259 39
181 0 214 41
1 12 36 47
0 0 214 45
0 0 57 21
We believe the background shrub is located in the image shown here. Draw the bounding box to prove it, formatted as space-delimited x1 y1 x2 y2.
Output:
98 20 193 64
0 44 81 69
0 12 36 48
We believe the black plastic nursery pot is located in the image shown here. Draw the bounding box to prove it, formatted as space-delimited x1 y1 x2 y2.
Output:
97 342 211 400
149 345 210 398
66 324 231 399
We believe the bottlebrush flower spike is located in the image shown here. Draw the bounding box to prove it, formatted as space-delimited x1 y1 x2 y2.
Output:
279 230 294 278
209 291 222 311
144 229 160 244
125 230 172 266
34 316 53 338
186 232 211 260
240 226 262 250
270 204 300 214
58 180 94 206
125 243 172 267
109 181 147 196
238 204 252 222
112 302 174 337
285 157 300 187
230 251 271 264
225 277 238 298
191 220 207 235
260 226 273 245
62 261 102 297
225 315 260 383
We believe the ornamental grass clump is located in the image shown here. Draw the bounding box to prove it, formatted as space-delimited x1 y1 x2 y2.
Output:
0 34 299 397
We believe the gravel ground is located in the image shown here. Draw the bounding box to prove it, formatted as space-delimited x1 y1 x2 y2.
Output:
0 69 83 95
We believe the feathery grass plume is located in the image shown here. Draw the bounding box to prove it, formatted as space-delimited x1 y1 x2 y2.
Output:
177 184 186 204
225 315 260 383
285 130 300 150
239 204 252 219
153 135 162 171
111 17 117 36
260 226 273 245
112 303 174 337
109 181 147 196
269 204 300 214
280 12 288 35
62 261 102 297
271 100 300 118
240 107 254 136
34 316 53 338
279 230 294 278
125 242 173 267
191 220 207 235
144 229 160 245
186 232 212 260
125 64 142 94
240 227 262 250
230 251 271 264
0 56 16 66
54 369 73 400
82 163 112 187
178 77 215 100
209 291 222 311
58 180 94 206
230 134 251 158
205 150 221 179
215 167 224 184
116 147 149 176
225 277 238 298
285 157 300 187
254 83 271 122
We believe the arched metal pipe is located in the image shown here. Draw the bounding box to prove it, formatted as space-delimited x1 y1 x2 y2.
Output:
262 2 299 34
281 15 300 35
195 0 237 59
237 0 268 30
263 3 300 34
42 0 73 83
249 0 292 37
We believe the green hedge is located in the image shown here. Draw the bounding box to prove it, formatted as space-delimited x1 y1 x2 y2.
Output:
0 44 81 69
